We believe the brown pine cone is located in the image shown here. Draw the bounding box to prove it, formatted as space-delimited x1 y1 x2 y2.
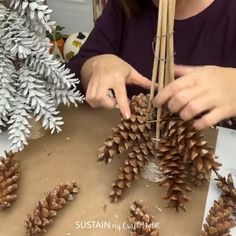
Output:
25 181 79 236
98 93 221 210
215 172 236 213
201 198 235 236
157 111 221 210
160 111 221 185
110 140 155 202
187 148 221 186
98 94 157 202
128 200 159 236
158 143 191 212
98 94 153 164
0 151 20 210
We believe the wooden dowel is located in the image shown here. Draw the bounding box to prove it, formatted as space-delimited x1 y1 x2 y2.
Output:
167 0 176 85
155 0 168 147
165 0 170 86
158 0 168 91
149 0 177 147
165 0 175 86
149 0 163 107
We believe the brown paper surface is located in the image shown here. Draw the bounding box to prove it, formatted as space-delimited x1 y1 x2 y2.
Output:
0 104 217 236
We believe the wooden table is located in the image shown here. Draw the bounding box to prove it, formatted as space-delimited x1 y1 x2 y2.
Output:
0 104 216 236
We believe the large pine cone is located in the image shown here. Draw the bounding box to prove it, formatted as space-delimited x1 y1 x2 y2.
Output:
98 94 221 211
158 111 221 211
99 94 157 202
160 111 221 185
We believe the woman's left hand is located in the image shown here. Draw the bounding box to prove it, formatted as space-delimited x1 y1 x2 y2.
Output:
153 65 236 130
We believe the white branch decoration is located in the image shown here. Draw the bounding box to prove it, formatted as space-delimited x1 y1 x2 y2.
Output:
0 1 84 151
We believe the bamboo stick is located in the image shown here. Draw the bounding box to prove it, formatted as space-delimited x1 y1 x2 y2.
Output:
155 0 169 147
149 0 163 107
149 0 176 147
165 0 170 86
158 0 168 90
167 0 176 85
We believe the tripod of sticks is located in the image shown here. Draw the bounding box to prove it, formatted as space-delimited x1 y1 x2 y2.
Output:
149 0 176 147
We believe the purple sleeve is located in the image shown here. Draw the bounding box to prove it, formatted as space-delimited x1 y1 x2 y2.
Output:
67 0 123 79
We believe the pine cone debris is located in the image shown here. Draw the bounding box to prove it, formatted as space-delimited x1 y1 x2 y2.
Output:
0 151 20 210
128 200 159 236
25 181 79 236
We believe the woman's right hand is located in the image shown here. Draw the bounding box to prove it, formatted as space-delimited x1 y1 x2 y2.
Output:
82 54 152 119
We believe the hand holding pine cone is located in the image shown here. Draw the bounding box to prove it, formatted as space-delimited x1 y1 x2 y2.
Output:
98 94 221 211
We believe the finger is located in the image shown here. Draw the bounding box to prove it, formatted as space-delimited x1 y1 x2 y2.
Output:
113 79 131 119
95 87 117 109
153 75 195 107
193 108 231 130
179 95 214 121
86 79 99 108
128 68 153 90
175 65 202 77
167 86 206 113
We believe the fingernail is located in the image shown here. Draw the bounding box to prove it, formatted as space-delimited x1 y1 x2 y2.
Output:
124 113 131 120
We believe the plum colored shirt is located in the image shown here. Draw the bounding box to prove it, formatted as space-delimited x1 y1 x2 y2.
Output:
68 0 236 128
68 0 236 96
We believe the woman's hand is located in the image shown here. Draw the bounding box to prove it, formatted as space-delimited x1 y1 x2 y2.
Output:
83 54 152 119
153 65 236 130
